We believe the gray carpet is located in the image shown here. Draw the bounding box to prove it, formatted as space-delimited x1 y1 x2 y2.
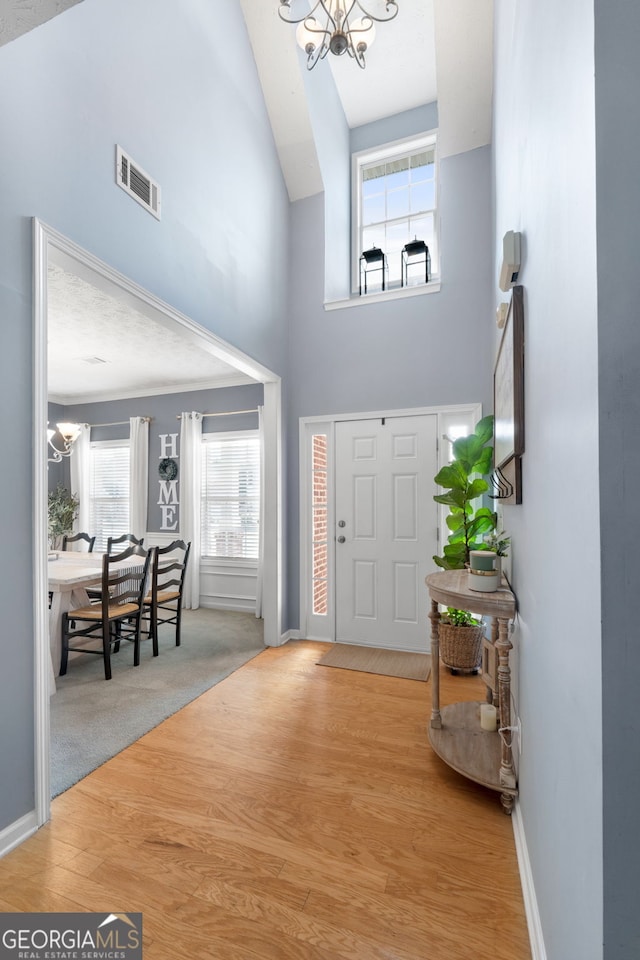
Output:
50 608 264 797
316 643 431 681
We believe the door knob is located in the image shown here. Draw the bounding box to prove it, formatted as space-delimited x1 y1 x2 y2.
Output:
337 536 346 543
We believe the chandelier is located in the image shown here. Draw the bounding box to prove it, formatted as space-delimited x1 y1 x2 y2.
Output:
278 1 399 70
47 422 81 463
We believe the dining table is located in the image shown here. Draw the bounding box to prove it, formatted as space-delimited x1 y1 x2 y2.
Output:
47 551 146 692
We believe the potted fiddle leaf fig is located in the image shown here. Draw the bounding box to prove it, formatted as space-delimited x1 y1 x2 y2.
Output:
433 414 497 570
48 483 79 550
432 414 497 672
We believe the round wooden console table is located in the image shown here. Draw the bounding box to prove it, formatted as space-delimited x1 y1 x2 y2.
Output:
425 570 517 814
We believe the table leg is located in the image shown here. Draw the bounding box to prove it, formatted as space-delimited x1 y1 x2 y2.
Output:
48 586 92 679
429 599 441 729
497 616 516 789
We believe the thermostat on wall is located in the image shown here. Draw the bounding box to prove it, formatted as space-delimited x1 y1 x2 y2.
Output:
499 230 521 292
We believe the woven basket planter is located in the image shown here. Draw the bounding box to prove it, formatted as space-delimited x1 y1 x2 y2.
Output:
438 621 484 672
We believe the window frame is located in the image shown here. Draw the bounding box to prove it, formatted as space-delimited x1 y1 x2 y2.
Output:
200 429 261 563
88 438 131 552
351 130 439 297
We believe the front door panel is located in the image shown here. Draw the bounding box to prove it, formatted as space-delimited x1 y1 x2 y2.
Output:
335 415 438 652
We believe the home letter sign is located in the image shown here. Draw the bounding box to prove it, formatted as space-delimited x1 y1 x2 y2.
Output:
158 433 179 531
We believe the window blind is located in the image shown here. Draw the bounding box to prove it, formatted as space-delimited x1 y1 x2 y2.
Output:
89 442 130 552
362 147 435 183
201 434 260 560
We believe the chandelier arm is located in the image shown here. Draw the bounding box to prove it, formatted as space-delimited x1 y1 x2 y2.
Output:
305 41 330 69
278 0 332 27
345 30 368 67
352 0 399 23
47 438 72 460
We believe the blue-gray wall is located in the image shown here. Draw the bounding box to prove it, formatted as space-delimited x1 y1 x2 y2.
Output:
0 0 288 833
302 57 351 301
286 144 494 626
51 383 263 532
595 1 640 956
493 2 603 958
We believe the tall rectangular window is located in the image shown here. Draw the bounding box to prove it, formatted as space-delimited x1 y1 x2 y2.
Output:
311 434 328 615
354 134 437 291
201 432 260 560
89 441 130 552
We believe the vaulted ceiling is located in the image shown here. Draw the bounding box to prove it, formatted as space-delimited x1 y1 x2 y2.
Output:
4 0 493 402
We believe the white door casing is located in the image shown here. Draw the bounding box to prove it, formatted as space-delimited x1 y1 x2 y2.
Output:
335 415 438 653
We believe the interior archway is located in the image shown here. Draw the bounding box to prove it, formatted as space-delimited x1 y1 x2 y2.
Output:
33 218 283 823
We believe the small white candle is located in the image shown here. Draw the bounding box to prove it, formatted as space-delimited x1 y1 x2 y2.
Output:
480 703 498 732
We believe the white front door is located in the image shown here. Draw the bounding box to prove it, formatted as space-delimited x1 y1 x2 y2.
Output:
335 415 438 652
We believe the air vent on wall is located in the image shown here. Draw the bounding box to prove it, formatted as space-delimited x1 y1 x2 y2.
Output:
115 145 161 220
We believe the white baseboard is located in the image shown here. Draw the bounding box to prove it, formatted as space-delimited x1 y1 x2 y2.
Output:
199 597 256 614
0 811 39 860
512 801 547 960
264 629 295 647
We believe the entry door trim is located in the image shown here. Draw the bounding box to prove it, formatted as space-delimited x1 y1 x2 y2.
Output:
299 403 483 643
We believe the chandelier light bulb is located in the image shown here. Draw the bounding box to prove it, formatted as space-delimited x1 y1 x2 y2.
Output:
279 0 398 70
349 17 375 52
296 18 320 54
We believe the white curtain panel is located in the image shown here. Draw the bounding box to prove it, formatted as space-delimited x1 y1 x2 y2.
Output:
180 411 203 609
255 405 265 619
70 423 91 535
129 416 149 541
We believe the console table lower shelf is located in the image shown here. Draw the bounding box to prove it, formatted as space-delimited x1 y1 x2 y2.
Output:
427 701 517 814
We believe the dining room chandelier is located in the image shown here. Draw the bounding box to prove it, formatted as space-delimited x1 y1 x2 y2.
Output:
278 1 399 70
47 422 81 463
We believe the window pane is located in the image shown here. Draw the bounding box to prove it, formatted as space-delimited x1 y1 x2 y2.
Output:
410 214 433 245
385 168 409 190
358 140 436 289
201 434 260 560
362 193 385 227
313 470 327 504
89 444 130 552
387 186 410 221
410 180 434 213
362 226 381 252
313 578 328 616
313 505 327 540
363 176 383 198
386 219 410 251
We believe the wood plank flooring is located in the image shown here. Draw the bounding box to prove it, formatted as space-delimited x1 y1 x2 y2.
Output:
0 640 531 959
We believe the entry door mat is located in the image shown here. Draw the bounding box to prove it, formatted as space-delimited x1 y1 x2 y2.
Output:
316 643 431 682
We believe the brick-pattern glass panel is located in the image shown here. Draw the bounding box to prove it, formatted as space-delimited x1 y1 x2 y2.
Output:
311 435 328 615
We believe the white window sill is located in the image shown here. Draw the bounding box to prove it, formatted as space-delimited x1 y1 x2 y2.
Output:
324 281 441 311
201 557 258 568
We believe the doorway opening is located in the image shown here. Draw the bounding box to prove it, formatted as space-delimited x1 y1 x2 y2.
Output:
299 404 482 650
34 219 283 825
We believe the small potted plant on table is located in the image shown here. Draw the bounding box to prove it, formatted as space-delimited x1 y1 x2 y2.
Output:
437 606 486 673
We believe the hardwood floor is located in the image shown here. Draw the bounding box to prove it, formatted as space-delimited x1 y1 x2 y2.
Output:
0 641 531 959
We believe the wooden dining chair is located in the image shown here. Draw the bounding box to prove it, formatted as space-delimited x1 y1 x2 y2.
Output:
60 543 151 681
61 531 96 552
143 540 191 656
87 534 144 603
107 533 144 553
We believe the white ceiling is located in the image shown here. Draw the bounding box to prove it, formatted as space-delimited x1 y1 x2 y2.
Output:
241 0 493 200
5 0 493 403
0 0 83 47
47 259 255 406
